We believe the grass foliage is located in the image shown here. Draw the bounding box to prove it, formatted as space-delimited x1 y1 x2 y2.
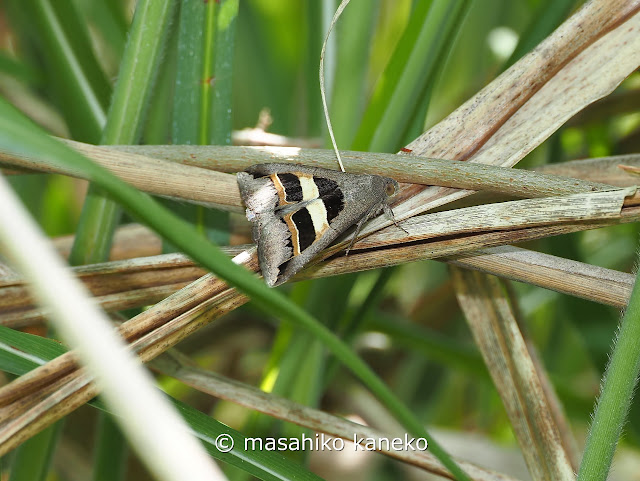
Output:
1 1 640 480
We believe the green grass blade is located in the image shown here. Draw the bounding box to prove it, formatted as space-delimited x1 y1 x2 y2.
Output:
7 426 61 481
504 0 576 69
167 0 209 248
173 0 207 145
69 192 121 265
304 1 323 137
368 313 489 379
198 1 217 144
143 25 178 145
352 0 470 153
0 53 41 86
70 0 177 265
171 0 234 242
330 0 380 148
8 0 111 142
171 398 324 481
102 0 177 145
91 416 128 481
210 0 239 146
577 248 640 480
81 0 129 63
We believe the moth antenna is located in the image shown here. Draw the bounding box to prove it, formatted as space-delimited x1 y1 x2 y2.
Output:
319 0 351 173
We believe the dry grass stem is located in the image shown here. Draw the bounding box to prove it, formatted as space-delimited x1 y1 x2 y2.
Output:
302 209 640 283
0 141 243 212
535 155 640 187
524 338 581 468
445 246 633 308
451 269 575 481
98 143 619 198
0 248 244 327
356 188 634 249
150 351 522 481
0 251 257 455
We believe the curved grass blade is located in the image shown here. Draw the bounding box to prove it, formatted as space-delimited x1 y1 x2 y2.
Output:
0 326 322 481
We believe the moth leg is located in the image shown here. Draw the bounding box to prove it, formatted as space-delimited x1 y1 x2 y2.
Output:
383 204 409 235
345 205 378 255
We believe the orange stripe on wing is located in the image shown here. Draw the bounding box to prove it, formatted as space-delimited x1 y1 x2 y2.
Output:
270 174 289 205
282 212 301 256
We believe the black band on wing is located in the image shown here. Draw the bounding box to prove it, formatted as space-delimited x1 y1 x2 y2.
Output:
277 173 303 202
323 193 344 222
314 177 339 196
291 208 315 252
314 177 344 222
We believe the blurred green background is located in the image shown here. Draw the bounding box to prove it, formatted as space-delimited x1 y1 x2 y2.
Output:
2 0 640 480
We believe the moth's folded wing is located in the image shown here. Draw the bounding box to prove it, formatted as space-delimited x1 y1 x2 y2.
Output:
236 172 280 218
254 199 345 287
251 211 295 286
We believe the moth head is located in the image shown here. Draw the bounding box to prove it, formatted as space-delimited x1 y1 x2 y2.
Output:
384 178 399 197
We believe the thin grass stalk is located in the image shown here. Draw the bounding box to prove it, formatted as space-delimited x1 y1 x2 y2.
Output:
577 248 640 480
451 269 575 480
4 142 634 212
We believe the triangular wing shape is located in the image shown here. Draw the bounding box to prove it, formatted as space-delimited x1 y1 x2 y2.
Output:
237 163 398 286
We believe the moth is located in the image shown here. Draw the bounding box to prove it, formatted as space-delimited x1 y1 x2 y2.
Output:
237 163 399 287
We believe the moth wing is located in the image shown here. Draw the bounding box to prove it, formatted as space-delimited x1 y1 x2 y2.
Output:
270 174 391 286
248 201 330 286
237 166 396 287
274 196 389 286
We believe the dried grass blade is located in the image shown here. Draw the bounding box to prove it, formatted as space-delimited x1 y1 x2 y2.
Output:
0 287 249 456
2 237 634 331
0 250 257 408
358 188 635 249
97 143 619 197
446 246 633 308
0 140 242 212
302 208 640 282
535 154 640 187
362 2 640 237
0 249 245 328
150 352 523 481
451 268 575 481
